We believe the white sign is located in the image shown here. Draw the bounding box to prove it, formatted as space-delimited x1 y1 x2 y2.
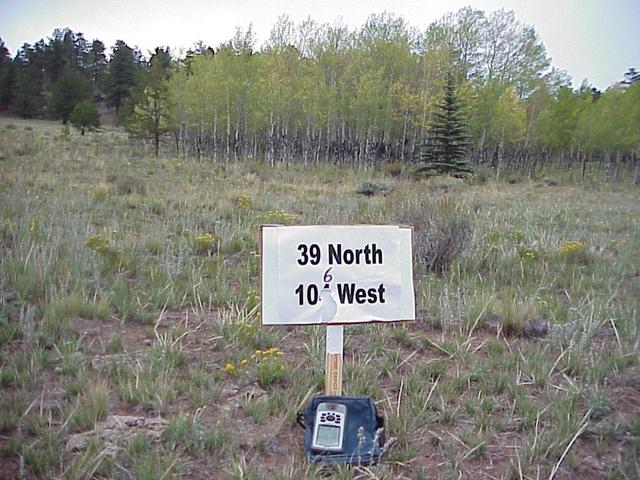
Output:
260 225 415 325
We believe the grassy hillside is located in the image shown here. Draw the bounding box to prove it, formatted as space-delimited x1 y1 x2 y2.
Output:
0 118 638 479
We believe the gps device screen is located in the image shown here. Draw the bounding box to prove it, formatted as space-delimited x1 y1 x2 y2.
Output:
316 424 341 446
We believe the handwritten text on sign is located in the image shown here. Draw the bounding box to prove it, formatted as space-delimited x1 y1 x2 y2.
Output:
261 225 415 325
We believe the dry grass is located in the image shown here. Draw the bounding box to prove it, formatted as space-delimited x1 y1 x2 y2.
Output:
0 117 638 479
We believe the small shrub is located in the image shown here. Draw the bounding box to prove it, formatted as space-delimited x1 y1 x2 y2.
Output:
355 181 391 196
421 219 472 274
405 197 472 275
69 100 100 135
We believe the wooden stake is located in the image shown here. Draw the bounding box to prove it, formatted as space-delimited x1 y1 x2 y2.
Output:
325 326 343 396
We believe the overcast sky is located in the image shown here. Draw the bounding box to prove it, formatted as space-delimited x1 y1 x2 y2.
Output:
1 0 638 90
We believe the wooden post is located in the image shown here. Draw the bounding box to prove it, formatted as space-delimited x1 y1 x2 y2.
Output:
325 326 343 396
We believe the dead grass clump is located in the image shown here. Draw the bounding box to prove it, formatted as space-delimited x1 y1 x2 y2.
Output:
422 219 472 275
406 197 472 275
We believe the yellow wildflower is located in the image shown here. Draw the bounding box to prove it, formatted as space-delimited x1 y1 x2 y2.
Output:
558 241 587 256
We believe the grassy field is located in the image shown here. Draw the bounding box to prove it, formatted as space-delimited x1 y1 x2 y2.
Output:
0 117 638 479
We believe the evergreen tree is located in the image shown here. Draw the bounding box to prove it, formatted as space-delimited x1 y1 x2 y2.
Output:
44 28 76 83
417 77 472 177
127 47 173 156
49 68 92 124
0 38 15 111
105 40 142 117
11 43 46 118
69 100 100 135
87 40 107 97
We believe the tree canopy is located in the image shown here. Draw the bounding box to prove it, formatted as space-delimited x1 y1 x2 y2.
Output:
1 12 638 180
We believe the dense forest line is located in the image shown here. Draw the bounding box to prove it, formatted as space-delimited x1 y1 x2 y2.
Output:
1 8 639 179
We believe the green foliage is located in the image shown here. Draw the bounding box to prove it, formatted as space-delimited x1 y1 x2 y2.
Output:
22 428 64 476
69 100 100 135
1 15 640 479
49 69 92 124
67 381 109 432
192 232 216 255
10 47 46 118
2 15 637 175
0 38 15 111
87 39 108 95
254 347 287 387
127 47 173 156
105 40 143 116
557 240 591 265
535 86 592 151
418 77 472 178
162 411 227 456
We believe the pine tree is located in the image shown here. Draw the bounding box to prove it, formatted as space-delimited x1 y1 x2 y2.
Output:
11 43 46 118
69 100 100 135
49 68 92 124
87 40 107 97
417 77 472 178
105 40 142 117
0 39 15 111
127 47 173 157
